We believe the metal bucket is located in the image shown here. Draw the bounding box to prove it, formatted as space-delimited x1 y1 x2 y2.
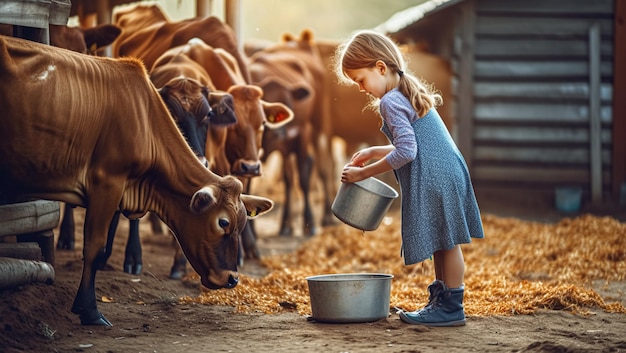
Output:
331 177 399 231
306 273 393 323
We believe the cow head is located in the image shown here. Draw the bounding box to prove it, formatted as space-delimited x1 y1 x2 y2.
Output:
220 84 293 177
249 50 316 160
176 176 273 289
168 38 294 178
159 77 237 167
250 54 315 122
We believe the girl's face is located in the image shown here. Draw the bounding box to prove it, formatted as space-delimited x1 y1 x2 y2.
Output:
344 61 390 99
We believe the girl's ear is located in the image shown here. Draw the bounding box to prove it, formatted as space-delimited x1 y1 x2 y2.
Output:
375 60 387 75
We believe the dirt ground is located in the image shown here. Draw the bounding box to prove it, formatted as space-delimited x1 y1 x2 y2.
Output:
1 180 626 353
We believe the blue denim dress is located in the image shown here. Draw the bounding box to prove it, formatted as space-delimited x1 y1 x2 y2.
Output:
379 89 484 265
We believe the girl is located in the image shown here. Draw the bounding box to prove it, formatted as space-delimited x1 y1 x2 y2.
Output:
334 30 484 327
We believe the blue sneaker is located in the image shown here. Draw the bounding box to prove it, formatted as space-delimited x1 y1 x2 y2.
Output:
399 284 466 327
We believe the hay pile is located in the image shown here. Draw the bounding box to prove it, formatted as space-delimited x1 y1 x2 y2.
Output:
182 214 626 316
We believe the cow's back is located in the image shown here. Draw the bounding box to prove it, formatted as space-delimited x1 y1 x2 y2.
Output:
255 30 333 143
0 35 163 205
113 8 250 83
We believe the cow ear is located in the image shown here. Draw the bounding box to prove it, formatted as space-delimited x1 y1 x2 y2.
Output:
207 92 237 126
240 194 274 219
81 24 122 49
261 101 293 128
190 187 217 214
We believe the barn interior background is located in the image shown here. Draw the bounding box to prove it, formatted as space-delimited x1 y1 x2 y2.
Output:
4 0 626 219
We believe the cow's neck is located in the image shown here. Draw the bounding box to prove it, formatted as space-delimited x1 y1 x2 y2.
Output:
129 152 214 212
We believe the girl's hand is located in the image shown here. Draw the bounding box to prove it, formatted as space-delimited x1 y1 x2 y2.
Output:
348 148 372 167
341 164 366 183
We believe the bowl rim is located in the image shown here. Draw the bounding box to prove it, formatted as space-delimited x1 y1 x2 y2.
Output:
305 273 394 282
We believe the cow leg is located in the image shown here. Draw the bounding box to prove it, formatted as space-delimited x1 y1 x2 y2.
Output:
148 212 164 235
57 203 76 250
315 135 337 227
298 152 316 237
101 211 121 270
240 181 260 261
72 207 118 326
123 219 142 275
241 221 260 260
169 232 188 279
278 155 295 236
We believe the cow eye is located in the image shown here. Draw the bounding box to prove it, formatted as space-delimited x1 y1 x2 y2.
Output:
218 218 230 229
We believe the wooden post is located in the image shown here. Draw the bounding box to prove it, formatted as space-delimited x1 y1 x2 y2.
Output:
456 0 476 169
96 0 112 57
613 0 626 199
588 23 602 204
96 0 110 24
225 0 242 50
196 0 213 17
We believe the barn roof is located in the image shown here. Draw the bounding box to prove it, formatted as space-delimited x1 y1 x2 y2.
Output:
374 0 461 34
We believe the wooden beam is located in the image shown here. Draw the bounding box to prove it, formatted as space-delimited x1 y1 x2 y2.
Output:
96 0 111 24
589 23 602 204
225 0 241 49
613 0 626 198
196 0 213 17
456 0 476 169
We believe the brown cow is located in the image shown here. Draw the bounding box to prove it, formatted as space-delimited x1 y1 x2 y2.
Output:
144 49 240 279
247 30 337 236
113 5 293 259
152 39 293 264
2 22 127 255
0 35 273 326
100 73 237 276
67 44 240 278
112 4 251 82
171 38 293 178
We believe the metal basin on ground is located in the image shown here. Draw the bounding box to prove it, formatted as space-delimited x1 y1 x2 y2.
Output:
306 273 393 323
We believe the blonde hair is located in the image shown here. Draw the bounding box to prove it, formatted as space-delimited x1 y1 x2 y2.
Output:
334 30 442 117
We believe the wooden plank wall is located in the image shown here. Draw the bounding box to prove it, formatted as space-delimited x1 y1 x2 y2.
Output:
614 0 626 198
456 0 615 196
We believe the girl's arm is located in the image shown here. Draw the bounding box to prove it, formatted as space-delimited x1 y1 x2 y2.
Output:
342 145 394 183
348 145 395 166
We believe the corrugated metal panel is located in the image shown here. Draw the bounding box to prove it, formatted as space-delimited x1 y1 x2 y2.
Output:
456 0 614 192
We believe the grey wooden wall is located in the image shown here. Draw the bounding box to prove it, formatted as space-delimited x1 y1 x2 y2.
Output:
453 0 615 200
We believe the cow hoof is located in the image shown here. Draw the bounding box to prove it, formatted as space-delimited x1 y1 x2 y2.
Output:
278 227 293 237
304 226 317 237
124 263 142 275
56 239 75 250
169 268 186 280
80 313 112 326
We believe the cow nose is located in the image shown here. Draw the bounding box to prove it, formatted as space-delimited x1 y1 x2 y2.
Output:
241 162 261 176
225 274 239 288
218 218 230 229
